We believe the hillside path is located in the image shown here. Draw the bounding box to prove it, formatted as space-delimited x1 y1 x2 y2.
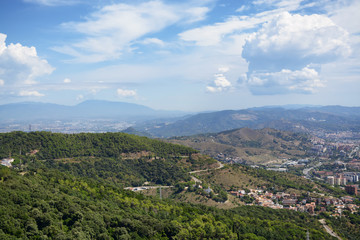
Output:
319 219 342 240
125 162 225 190
188 162 224 174
124 186 173 191
189 162 224 183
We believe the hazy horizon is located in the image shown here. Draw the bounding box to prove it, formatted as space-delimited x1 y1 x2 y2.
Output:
1 99 359 114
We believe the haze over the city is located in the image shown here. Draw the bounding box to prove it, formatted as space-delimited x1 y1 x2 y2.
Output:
0 0 359 111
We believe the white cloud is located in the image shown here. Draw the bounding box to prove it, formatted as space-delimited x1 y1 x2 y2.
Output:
0 79 4 86
236 5 248 12
179 0 303 47
63 78 71 83
117 88 137 97
246 67 324 95
326 0 360 35
243 12 351 72
241 12 350 95
179 1 356 97
179 17 250 46
55 1 209 62
140 38 165 46
206 67 232 93
218 67 229 73
0 33 54 88
214 74 231 88
184 7 209 23
19 90 45 97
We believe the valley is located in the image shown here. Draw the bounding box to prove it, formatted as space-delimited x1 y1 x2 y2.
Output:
1 130 359 239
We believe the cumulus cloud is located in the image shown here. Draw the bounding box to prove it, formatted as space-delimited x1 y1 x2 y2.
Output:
63 78 71 83
179 0 305 47
246 67 324 95
243 12 350 73
117 88 137 97
54 1 209 62
19 90 45 97
328 0 360 35
0 33 54 89
206 67 232 93
242 12 350 95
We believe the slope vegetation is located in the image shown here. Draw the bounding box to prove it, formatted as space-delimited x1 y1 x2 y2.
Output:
0 131 346 239
0 167 333 239
168 128 311 164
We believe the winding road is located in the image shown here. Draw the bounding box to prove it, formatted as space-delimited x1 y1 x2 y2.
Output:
189 162 224 183
319 219 342 240
303 162 322 179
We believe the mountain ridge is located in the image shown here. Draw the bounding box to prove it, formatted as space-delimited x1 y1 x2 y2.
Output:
136 106 360 137
0 100 187 121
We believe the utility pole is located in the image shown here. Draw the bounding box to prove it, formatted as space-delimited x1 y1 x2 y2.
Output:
19 147 22 165
159 187 162 200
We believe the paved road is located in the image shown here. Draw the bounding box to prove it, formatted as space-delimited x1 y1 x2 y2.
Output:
319 219 342 240
303 162 322 179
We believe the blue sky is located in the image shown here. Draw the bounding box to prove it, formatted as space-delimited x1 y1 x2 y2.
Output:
0 0 359 111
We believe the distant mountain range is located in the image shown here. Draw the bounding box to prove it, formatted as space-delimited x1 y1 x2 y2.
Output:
135 106 360 137
0 100 186 121
1 101 360 138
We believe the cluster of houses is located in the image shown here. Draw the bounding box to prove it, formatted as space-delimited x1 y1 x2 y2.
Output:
229 188 359 216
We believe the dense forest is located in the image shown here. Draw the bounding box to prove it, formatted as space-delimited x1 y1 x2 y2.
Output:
0 132 215 187
0 131 358 239
0 131 197 160
0 166 333 239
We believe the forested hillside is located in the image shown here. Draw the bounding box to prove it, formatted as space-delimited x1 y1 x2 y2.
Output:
168 128 311 164
0 166 334 239
0 131 197 160
0 132 213 187
0 131 355 239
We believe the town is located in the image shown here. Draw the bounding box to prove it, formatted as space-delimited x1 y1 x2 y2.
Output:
228 187 359 216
